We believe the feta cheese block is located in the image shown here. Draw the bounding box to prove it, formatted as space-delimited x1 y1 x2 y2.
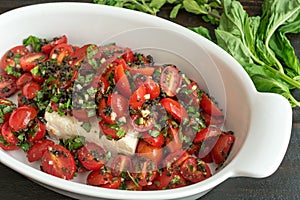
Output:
44 111 139 155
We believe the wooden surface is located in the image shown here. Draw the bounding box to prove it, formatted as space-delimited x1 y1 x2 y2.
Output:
1 0 300 199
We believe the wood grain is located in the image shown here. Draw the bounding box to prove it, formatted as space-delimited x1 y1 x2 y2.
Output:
0 0 299 200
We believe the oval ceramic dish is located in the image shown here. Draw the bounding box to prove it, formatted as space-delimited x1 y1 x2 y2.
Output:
0 3 292 200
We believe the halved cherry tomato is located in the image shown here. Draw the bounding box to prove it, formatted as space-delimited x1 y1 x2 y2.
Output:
89 76 109 94
41 144 76 180
129 85 147 110
41 35 68 54
50 43 74 65
133 157 158 187
110 154 133 177
27 139 55 162
87 169 121 189
22 81 41 99
70 44 90 66
130 114 155 132
27 119 46 142
0 73 17 98
160 65 182 97
136 140 163 164
9 106 37 132
163 150 190 169
98 98 115 124
147 169 186 190
193 127 222 144
160 98 188 123
144 78 160 99
200 93 223 117
0 98 16 122
142 130 164 148
99 122 127 140
107 93 129 118
1 121 18 145
114 64 131 98
201 111 224 127
180 157 211 183
16 73 33 89
124 180 143 191
211 133 235 165
122 48 134 63
0 135 19 151
1 45 29 72
19 52 48 71
77 142 107 171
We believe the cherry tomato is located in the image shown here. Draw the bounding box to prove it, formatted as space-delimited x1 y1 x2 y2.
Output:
127 66 155 76
41 144 76 180
70 44 89 66
89 76 109 94
124 180 143 191
211 133 235 165
99 122 127 140
144 78 160 99
142 130 164 148
122 48 134 63
133 157 158 187
130 114 155 132
27 139 55 162
160 65 182 97
114 64 132 98
160 98 188 123
19 52 48 71
129 85 147 110
1 121 18 145
163 150 189 169
27 119 46 142
136 140 163 164
16 73 33 89
0 136 19 151
165 125 182 153
50 43 74 65
77 142 107 171
87 169 121 189
148 169 186 190
110 154 133 177
41 35 68 54
21 81 41 99
0 73 17 98
108 93 129 118
9 106 37 132
201 111 224 127
1 45 29 72
193 127 223 144
98 98 115 124
200 93 223 117
180 157 211 183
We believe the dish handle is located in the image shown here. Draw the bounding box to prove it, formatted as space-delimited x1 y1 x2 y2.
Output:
231 92 292 178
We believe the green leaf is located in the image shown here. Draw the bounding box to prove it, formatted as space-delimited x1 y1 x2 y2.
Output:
188 26 212 40
23 35 42 52
170 4 182 19
183 0 207 15
149 0 166 10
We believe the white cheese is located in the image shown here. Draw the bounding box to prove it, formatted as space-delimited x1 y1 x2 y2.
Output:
44 111 139 155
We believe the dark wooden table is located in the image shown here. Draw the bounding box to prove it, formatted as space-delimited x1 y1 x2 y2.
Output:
1 0 300 199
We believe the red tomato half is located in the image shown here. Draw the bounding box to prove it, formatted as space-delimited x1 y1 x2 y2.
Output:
9 106 37 132
193 127 223 144
211 133 235 165
16 73 33 89
27 139 55 162
200 93 223 117
50 43 74 65
87 169 121 189
133 157 158 187
142 131 164 148
160 65 182 97
0 98 16 122
27 119 46 142
41 35 68 54
1 121 18 145
22 81 41 99
129 85 147 110
110 154 133 177
0 73 17 98
160 98 188 123
114 64 132 98
77 142 107 171
1 45 29 72
180 157 211 183
19 52 48 71
108 93 129 118
144 78 160 99
136 140 163 164
41 144 76 180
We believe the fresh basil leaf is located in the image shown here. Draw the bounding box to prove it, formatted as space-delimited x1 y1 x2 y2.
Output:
189 26 212 40
170 4 182 19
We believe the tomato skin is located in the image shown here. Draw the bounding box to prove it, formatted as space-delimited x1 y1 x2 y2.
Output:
160 65 182 97
193 127 223 144
50 43 74 65
99 121 125 140
0 73 17 98
19 52 48 71
148 169 186 190
163 150 190 169
130 114 155 132
110 154 133 177
180 157 211 183
136 140 163 164
9 106 37 132
165 125 182 153
41 144 76 180
27 139 55 162
1 121 18 145
160 98 188 123
22 81 41 99
133 157 158 187
27 119 46 142
129 85 147 110
211 134 235 165
41 35 68 54
1 45 29 72
16 73 33 89
200 93 223 117
70 44 89 66
0 98 16 122
77 142 107 171
98 98 115 124
87 169 121 189
122 48 134 63
144 78 160 99
201 111 224 127
114 64 132 98
142 131 164 148
108 93 129 118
